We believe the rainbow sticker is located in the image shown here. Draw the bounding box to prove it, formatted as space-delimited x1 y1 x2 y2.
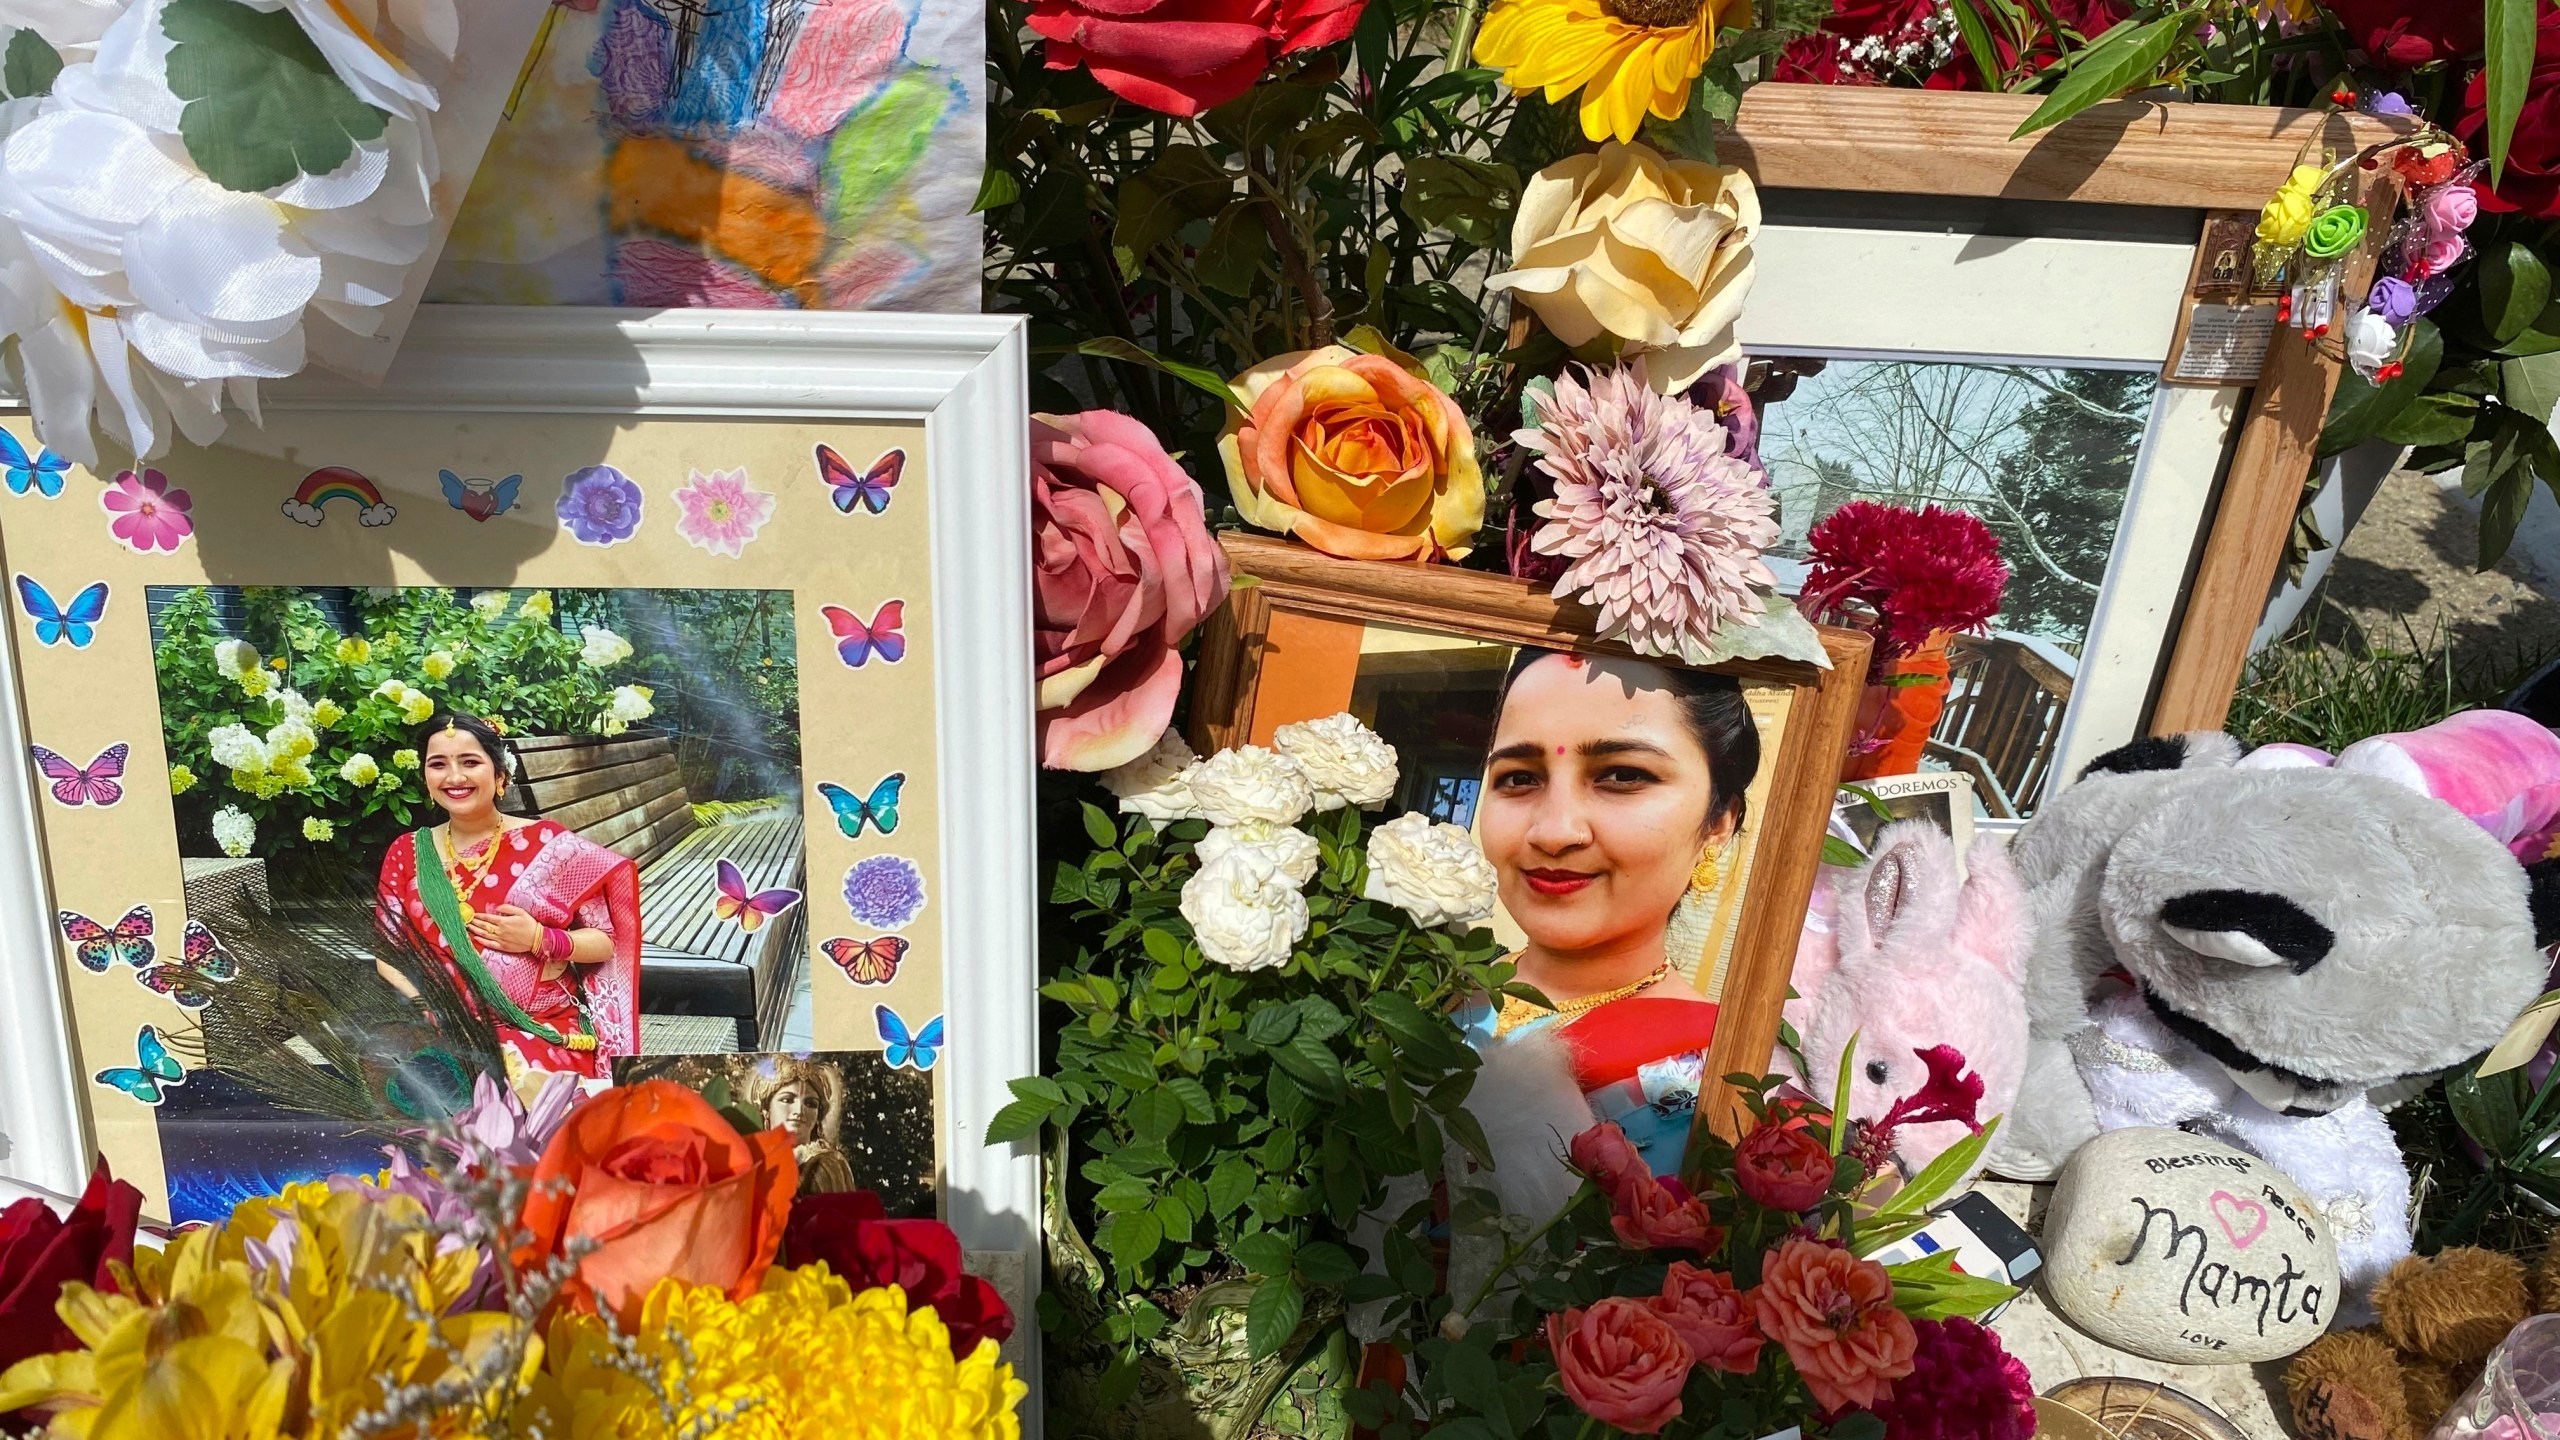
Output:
282 467 396 528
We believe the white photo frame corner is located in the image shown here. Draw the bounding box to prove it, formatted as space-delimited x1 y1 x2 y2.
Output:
0 305 1045 1405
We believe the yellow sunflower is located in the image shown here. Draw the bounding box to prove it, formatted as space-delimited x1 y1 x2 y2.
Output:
1474 0 1752 144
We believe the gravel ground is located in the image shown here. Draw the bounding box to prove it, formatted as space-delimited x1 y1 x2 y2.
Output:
2310 470 2560 683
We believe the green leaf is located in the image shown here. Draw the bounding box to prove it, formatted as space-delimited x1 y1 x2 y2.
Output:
1295 1240 1361 1285
1081 801 1118 848
1399 155 1519 249
1865 1118 2003 1231
2487 0 2537 187
2502 351 2560 428
1093 1050 1159 1091
1140 928 1186 967
1095 1177 1156 1212
1947 0 2005 91
1821 836 1865 868
1166 1076 1218 1123
1128 1086 1186 1144
2010 13 2194 139
2 29 61 100
983 1097 1050 1145
1830 1413 1888 1440
1102 1208 1164 1269
1207 1157 1257 1217
971 165 1020 213
2378 393 2484 449
162 0 389 193
2449 1061 2529 1154
1110 144 1234 279
1232 1230 1295 1276
1245 1003 1301 1047
1076 338 1247 411
1437 1339 1500 1409
1246 1275 1306 1359
2480 464 2538 570
2320 318 2445 457
1194 203 1265 297
1275 1030 1348 1096
2483 240 2555 345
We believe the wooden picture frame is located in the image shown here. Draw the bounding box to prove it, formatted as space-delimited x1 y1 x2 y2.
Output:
1192 534 1869 1141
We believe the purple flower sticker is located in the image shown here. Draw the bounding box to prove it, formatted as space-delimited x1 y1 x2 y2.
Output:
844 854 926 932
557 465 644 546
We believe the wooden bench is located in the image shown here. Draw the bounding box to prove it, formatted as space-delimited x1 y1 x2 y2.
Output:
508 733 805 1050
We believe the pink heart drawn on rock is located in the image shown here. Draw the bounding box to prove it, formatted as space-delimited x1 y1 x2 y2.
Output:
2209 1190 2268 1249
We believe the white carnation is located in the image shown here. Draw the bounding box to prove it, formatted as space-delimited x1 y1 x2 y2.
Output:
213 639 259 680
1102 729 1203 826
1362 812 1499 929
206 723 266 774
211 805 254 859
1196 820 1321 889
1272 712 1399 811
1187 744 1314 828
579 625 634 668
1180 848 1310 973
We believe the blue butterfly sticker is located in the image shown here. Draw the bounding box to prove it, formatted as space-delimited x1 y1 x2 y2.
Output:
15 575 108 648
439 470 525 522
877 1005 944 1071
94 1023 186 1105
0 432 69 498
817 773 905 839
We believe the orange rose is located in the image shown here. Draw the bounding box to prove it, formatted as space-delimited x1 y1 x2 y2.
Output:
515 1079 799 1322
1609 1174 1725 1255
1651 1262 1762 1375
1547 1297 1694 1435
1753 1238 1916 1413
1218 344 1485 562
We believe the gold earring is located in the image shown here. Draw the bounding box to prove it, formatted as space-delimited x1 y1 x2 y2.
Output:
1689 846 1723 895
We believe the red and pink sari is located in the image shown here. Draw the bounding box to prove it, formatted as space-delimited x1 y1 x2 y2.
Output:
376 820 642 1076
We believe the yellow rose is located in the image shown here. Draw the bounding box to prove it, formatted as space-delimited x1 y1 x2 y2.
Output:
334 637 371 665
1217 345 1484 562
2257 163 2326 249
1486 141 1758 392
421 650 456 681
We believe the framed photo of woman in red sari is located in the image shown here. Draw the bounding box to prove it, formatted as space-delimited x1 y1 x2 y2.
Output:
1192 533 1867 1148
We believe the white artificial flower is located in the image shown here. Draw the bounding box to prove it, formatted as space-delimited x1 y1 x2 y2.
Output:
1196 820 1321 889
0 0 123 54
1187 744 1315 828
212 639 260 680
1179 848 1310 973
578 625 633 668
211 804 254 858
607 684 654 724
338 752 380 786
1362 812 1499 929
1102 729 1203 827
205 723 266 774
2345 309 2399 379
1271 713 1398 811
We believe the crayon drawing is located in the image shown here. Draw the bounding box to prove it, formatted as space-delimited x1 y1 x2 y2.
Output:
425 0 983 311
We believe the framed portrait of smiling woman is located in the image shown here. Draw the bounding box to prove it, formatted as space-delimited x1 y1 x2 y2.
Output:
1193 533 1866 1141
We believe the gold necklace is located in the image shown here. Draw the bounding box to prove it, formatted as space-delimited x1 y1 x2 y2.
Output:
438 823 507 922
1494 961 1673 1038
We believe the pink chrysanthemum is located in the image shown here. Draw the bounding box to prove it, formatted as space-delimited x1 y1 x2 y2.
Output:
1800 501 2008 661
1870 1316 2036 1440
1521 365 1777 661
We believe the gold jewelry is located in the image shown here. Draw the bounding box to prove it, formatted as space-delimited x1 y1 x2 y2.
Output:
1689 846 1724 895
437 824 506 922
1494 961 1672 1038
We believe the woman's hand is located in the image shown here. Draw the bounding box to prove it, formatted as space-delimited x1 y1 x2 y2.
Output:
468 904 544 956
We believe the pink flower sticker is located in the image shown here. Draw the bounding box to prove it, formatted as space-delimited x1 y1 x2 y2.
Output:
100 469 192 553
672 467 777 558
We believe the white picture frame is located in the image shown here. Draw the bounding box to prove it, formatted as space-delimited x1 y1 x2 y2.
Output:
0 306 1043 1395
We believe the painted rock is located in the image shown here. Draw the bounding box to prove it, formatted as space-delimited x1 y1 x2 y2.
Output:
2042 1128 2338 1364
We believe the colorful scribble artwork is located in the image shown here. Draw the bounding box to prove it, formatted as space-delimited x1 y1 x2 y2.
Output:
424 0 981 312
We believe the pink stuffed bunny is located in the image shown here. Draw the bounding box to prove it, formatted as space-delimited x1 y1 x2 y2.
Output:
1782 820 2030 1187
2237 710 2560 862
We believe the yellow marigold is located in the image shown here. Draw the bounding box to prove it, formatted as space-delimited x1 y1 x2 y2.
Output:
521 1268 1026 1440
1476 0 1752 143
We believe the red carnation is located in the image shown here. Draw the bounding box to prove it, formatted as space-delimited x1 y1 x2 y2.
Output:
2456 6 2560 220
1800 501 2008 662
0 1164 141 1372
784 1191 1015 1358
1028 0 1364 117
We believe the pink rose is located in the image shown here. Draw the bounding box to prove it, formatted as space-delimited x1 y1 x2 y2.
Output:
1651 1262 1763 1375
2420 234 2469 276
1548 1298 1694 1435
1610 1174 1725 1255
1733 1120 1836 1212
1569 1121 1648 1203
2422 183 2479 238
1032 411 1230 771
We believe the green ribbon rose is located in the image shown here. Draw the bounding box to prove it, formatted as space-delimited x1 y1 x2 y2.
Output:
2302 205 2369 260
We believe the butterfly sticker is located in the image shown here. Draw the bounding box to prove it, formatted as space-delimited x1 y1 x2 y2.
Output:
94 1023 186 1105
821 601 906 668
816 443 903 516
824 935 909 985
1 431 70 498
712 858 803 933
817 773 904 839
877 1005 944 1071
15 575 107 648
439 470 525 523
60 905 154 973
29 743 127 808
178 919 239 981
135 939 231 1007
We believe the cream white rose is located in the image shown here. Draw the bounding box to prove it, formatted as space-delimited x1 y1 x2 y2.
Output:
1197 820 1321 889
206 723 266 774
213 639 260 680
1103 729 1205 827
1187 744 1315 828
1272 713 1398 811
1486 142 1758 393
1362 812 1499 929
1180 848 1310 973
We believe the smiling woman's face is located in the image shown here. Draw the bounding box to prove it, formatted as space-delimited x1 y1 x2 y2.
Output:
1480 654 1729 961
423 729 501 823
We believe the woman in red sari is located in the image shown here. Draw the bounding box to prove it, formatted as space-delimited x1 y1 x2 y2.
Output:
1463 647 1760 1177
375 712 642 1077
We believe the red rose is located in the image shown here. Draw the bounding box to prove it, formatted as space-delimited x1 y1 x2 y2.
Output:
1548 1298 1694 1435
2328 0 2482 68
785 1191 1015 1358
1027 0 1365 117
1733 1121 1836 1213
2457 8 2560 219
1609 1174 1725 1255
1650 1262 1764 1375
1568 1121 1648 1203
1777 0 2121 88
0 1165 140 1371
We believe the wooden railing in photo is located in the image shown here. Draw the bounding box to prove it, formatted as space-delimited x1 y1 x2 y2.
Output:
507 733 805 1050
1927 633 2074 819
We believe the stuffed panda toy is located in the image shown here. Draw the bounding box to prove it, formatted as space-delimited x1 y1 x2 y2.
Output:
1989 723 2560 1298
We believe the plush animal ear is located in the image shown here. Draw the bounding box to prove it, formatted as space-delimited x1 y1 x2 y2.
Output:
2158 888 2337 973
2080 731 2243 781
1846 821 1959 963
2529 856 2560 951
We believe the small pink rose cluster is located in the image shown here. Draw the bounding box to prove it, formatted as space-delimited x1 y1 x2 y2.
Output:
2352 142 2487 381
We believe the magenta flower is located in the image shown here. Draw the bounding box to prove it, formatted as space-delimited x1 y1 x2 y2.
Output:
1520 364 1779 662
1871 1317 2036 1440
100 468 192 552
1851 1045 1986 1177
1800 501 2008 662
673 466 777 558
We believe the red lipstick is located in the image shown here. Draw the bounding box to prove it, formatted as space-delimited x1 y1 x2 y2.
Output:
1522 868 1595 897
